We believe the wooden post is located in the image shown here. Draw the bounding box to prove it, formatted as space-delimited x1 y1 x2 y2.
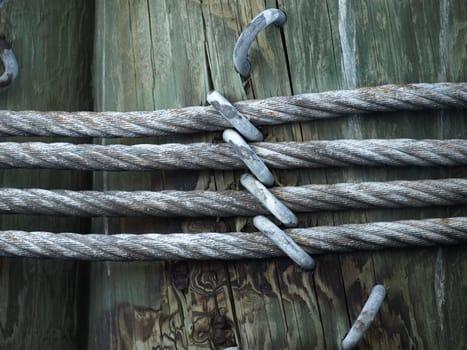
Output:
89 0 466 349
0 0 93 349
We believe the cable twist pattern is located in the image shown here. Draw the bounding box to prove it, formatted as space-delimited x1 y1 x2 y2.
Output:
0 139 465 170
0 217 464 260
0 178 464 216
0 83 464 137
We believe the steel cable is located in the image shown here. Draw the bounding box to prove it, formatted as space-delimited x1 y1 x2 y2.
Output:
0 217 464 260
0 178 464 216
0 83 464 137
0 139 465 170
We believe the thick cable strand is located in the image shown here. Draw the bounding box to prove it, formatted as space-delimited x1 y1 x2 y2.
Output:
0 139 465 170
0 217 464 260
0 83 464 137
0 179 464 216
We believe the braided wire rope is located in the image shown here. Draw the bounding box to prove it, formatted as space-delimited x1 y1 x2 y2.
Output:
0 81 463 265
0 178 464 216
0 83 464 137
0 139 465 170
0 217 464 260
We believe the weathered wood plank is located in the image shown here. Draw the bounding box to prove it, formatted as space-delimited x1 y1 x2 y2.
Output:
278 1 362 348
351 1 465 348
281 0 467 349
89 0 466 349
88 2 240 349
201 2 335 349
0 0 93 349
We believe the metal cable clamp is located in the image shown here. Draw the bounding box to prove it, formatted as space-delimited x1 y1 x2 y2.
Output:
240 173 298 227
223 129 274 186
253 215 315 269
207 90 263 141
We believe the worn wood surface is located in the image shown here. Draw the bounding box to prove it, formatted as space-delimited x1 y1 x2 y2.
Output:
0 0 94 349
86 0 467 349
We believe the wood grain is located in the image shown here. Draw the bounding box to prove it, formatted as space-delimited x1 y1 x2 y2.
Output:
0 0 93 349
88 2 236 349
280 0 466 349
88 0 466 349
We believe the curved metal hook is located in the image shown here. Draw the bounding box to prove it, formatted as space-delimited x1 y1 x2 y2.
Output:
341 284 386 350
0 38 19 89
0 0 8 10
233 8 286 78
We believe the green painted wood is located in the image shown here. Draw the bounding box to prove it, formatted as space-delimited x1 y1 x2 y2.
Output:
89 0 466 349
0 0 93 349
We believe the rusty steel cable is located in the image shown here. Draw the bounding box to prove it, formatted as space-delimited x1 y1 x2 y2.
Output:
0 139 465 170
0 178 464 217
0 83 464 137
0 217 464 260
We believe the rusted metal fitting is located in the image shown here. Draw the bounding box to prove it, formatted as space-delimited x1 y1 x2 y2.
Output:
253 215 315 269
207 90 263 141
0 37 18 89
223 129 274 186
240 173 297 227
341 284 387 350
233 8 286 78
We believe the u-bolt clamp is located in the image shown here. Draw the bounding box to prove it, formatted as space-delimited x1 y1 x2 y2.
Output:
0 37 18 89
233 8 286 79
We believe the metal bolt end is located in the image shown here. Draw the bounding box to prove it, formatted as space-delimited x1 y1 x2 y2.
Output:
341 284 387 350
254 215 315 269
0 0 8 10
207 90 263 142
233 8 286 78
223 129 274 186
240 173 297 227
0 37 19 90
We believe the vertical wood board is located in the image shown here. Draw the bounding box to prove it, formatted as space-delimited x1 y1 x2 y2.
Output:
0 1 93 349
89 0 466 349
